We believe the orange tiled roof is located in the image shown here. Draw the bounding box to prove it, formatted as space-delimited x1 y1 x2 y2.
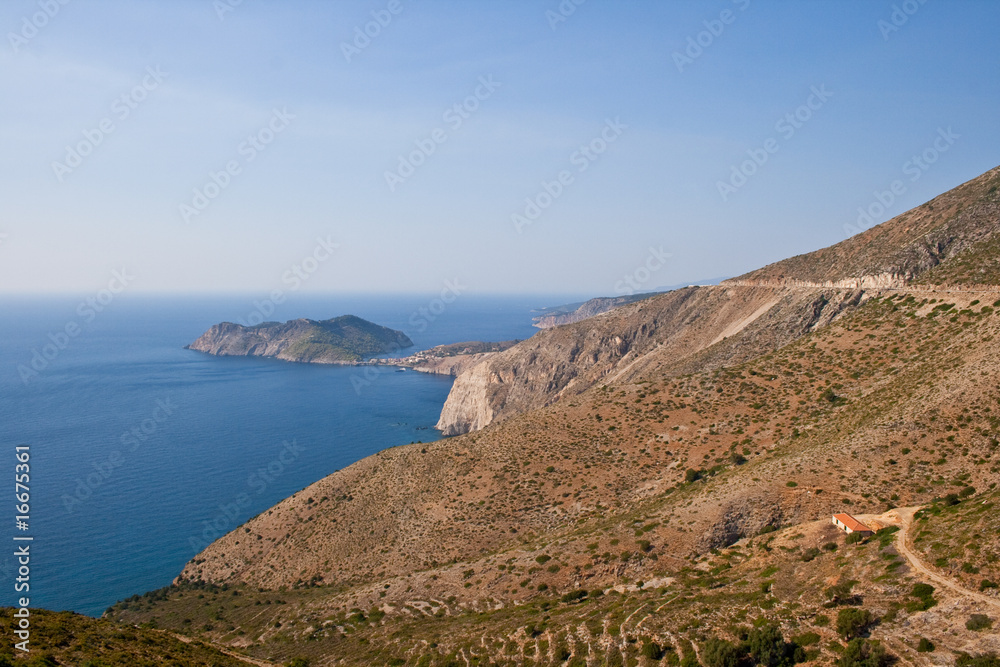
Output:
833 513 871 532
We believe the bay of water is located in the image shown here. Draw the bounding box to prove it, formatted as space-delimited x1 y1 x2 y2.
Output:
0 293 576 616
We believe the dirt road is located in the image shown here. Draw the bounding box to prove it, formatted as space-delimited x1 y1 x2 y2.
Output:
892 506 1000 612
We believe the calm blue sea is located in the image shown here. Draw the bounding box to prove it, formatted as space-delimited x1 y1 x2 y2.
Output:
0 293 576 616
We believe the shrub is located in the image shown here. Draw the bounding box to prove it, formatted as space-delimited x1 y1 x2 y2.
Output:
916 637 935 653
701 637 742 667
285 659 310 667
801 547 821 562
956 654 1000 667
824 579 858 606
845 532 866 545
837 639 891 667
641 641 666 660
980 579 997 591
535 554 551 564
685 468 702 483
747 623 794 667
560 589 588 603
836 608 875 640
967 614 993 631
907 583 937 611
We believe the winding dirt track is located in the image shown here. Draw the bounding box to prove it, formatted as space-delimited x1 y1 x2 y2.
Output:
892 506 1000 612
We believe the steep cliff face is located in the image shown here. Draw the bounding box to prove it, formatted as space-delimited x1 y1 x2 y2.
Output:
436 284 870 435
187 315 412 364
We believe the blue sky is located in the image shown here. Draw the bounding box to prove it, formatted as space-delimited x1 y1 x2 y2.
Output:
1 0 998 295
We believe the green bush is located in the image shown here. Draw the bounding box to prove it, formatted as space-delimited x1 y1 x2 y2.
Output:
836 608 875 640
560 589 588 603
837 639 891 667
801 547 821 562
967 614 993 631
747 623 796 667
824 579 858 606
701 637 742 667
641 641 666 660
907 582 937 611
845 532 866 545
916 637 935 653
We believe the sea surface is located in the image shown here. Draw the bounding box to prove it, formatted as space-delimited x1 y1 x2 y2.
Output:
0 293 579 616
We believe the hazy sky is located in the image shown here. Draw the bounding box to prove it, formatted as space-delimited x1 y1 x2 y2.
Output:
1 0 998 295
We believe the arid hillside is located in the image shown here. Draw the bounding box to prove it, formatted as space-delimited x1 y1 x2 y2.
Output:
106 166 1000 667
435 167 1000 437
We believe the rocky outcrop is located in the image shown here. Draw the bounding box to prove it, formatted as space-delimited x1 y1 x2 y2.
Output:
435 361 498 434
187 315 412 364
435 284 873 436
696 495 787 551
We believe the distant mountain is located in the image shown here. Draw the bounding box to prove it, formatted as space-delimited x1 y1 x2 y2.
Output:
531 278 730 329
653 276 729 291
531 293 658 329
186 315 413 364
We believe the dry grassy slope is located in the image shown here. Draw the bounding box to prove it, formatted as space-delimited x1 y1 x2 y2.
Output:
911 488 1000 593
0 607 254 666
180 289 1000 604
117 505 1000 667
734 165 1000 286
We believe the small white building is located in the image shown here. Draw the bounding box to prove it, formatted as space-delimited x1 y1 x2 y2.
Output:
832 513 874 535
